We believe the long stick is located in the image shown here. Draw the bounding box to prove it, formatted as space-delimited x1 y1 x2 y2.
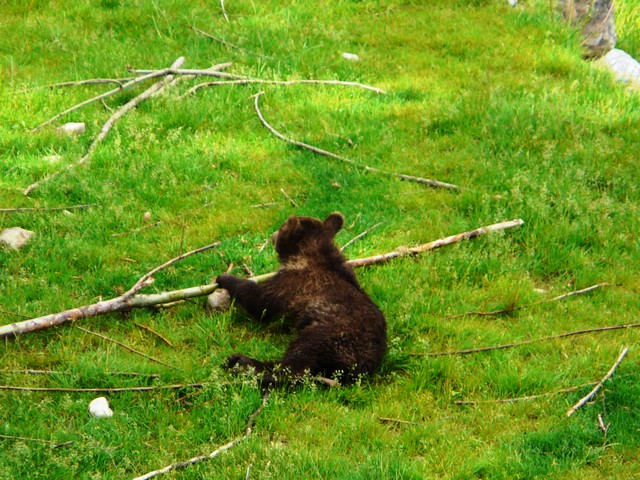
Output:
0 219 523 339
253 92 459 189
133 393 269 480
566 347 629 417
426 324 640 357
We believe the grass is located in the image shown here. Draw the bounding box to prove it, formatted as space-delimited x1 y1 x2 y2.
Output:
1 0 640 478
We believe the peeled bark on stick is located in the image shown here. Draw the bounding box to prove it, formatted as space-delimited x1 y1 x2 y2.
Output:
0 219 523 339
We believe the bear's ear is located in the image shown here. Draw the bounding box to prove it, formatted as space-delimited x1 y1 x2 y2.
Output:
323 212 344 235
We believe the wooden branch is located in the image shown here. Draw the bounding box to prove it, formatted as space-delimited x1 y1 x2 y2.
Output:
0 219 523 339
0 240 219 338
445 283 611 319
0 204 93 213
133 393 269 480
76 326 177 369
183 78 387 96
220 0 230 22
253 92 459 189
25 57 187 195
16 78 136 93
426 324 640 357
123 242 220 299
341 222 383 251
454 381 598 405
0 383 205 393
133 322 175 347
566 347 629 417
1 369 159 378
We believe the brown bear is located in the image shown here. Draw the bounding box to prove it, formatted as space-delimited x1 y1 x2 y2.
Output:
216 212 387 386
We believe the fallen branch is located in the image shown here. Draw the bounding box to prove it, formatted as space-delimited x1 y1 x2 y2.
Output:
253 92 459 190
426 324 640 357
341 222 383 251
0 204 93 213
0 383 204 393
76 326 177 369
133 322 175 347
25 57 187 195
16 78 135 93
0 369 159 378
0 219 523 339
183 78 387 96
445 283 611 319
0 241 220 338
566 347 629 417
0 434 72 449
454 382 598 405
133 393 269 480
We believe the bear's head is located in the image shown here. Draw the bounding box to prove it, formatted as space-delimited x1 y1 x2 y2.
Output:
273 212 344 261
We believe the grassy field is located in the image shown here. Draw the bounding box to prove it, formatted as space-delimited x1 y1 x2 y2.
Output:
1 0 640 478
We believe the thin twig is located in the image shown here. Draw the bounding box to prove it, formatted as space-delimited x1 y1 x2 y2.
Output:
25 57 187 195
133 322 175 348
566 347 629 417
220 0 229 22
133 393 270 480
0 434 64 446
454 382 598 405
378 416 419 426
0 219 523 338
0 204 93 213
0 369 159 378
253 92 459 189
279 188 298 207
0 383 205 393
16 78 135 93
183 78 387 96
123 241 220 298
445 283 611 319
76 326 178 370
0 309 30 319
341 222 383 251
426 325 640 357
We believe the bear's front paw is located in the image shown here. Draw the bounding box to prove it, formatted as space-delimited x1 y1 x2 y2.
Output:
225 353 252 369
215 274 235 289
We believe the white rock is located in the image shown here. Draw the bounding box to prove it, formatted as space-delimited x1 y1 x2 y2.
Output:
42 154 62 163
57 122 86 136
599 49 640 87
341 52 360 61
89 397 113 418
508 0 517 6
0 227 34 250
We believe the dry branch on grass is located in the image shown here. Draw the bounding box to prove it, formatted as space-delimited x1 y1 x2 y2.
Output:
0 383 205 393
445 283 611 319
133 393 270 480
454 382 599 406
566 347 629 417
253 91 460 190
0 219 523 339
0 204 93 213
183 78 387 96
426 324 640 357
0 241 220 338
25 57 188 195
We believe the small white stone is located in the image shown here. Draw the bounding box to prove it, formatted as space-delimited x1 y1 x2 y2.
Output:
42 155 62 163
89 397 113 418
599 49 640 87
0 227 34 250
57 122 86 136
143 211 152 222
342 52 360 61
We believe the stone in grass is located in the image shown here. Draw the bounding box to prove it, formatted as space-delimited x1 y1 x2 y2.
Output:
57 122 86 136
0 227 34 250
599 49 640 89
206 288 231 314
89 397 113 418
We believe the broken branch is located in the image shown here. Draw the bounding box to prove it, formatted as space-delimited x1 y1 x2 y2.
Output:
0 219 523 339
133 393 269 480
253 91 459 189
25 57 187 195
566 347 629 417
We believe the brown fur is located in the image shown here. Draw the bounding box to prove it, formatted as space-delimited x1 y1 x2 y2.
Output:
216 212 387 386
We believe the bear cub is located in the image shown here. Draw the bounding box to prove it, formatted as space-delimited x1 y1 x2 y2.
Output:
216 212 387 386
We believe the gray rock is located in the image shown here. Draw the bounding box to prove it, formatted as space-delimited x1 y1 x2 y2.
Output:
557 0 616 58
599 49 640 88
0 227 34 250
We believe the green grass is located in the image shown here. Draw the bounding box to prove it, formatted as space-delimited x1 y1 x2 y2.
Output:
1 0 640 478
